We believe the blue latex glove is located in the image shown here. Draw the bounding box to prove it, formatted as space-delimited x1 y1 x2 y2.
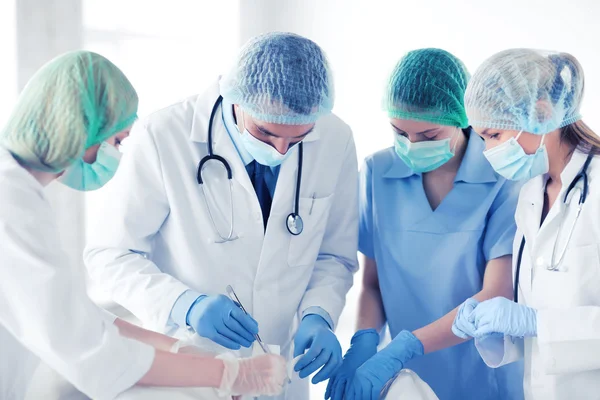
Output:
452 298 479 339
186 294 259 350
325 329 379 400
468 296 537 338
293 314 342 384
346 330 423 400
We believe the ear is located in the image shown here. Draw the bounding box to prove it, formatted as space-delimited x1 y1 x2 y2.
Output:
82 143 101 164
534 100 554 126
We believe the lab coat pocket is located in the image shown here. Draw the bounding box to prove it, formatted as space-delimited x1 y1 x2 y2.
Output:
287 194 333 267
534 243 600 308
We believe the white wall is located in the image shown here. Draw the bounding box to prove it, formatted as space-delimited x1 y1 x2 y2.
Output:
0 0 17 127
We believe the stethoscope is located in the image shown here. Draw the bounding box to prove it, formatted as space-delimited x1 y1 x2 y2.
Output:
196 96 304 243
514 153 593 302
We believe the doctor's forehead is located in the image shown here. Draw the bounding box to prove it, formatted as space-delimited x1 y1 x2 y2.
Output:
249 117 315 139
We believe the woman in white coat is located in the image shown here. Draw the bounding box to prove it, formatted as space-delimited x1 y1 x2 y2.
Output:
452 49 600 399
0 50 286 399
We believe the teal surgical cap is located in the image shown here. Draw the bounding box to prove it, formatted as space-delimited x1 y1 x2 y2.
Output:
384 48 470 128
465 49 583 135
0 50 138 172
220 32 334 125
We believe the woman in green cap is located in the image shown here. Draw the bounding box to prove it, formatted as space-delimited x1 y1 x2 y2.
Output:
0 50 286 399
326 49 524 400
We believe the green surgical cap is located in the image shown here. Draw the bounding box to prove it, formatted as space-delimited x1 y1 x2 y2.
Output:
0 50 138 172
384 48 470 128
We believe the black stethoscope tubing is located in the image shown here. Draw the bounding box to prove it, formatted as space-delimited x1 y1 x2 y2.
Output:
514 153 593 302
196 96 303 236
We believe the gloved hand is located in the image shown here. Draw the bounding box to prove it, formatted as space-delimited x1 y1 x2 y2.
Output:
469 296 537 338
346 330 424 400
187 295 258 350
452 298 479 339
293 314 342 384
325 329 379 400
216 353 287 396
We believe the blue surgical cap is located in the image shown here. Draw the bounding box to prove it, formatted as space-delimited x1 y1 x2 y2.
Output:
219 32 334 125
465 49 584 135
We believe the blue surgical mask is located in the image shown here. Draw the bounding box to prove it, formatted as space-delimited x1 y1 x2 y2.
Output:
238 112 297 167
483 131 549 181
59 142 122 191
394 130 457 173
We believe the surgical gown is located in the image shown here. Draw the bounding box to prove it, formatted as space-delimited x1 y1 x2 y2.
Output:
0 147 154 399
359 132 524 400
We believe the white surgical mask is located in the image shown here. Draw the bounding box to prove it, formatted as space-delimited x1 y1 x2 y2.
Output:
238 112 296 167
483 131 549 181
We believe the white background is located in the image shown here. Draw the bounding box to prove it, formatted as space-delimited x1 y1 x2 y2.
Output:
3 0 600 397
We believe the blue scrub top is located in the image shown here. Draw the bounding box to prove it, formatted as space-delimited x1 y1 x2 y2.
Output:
359 131 524 400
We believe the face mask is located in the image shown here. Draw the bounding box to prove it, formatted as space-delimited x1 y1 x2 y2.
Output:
483 131 549 181
59 142 122 191
393 130 457 173
238 112 296 167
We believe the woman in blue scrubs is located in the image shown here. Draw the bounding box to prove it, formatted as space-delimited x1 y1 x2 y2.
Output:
326 49 524 400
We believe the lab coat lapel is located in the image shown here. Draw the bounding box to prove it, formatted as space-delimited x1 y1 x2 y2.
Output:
265 144 299 237
211 110 257 200
515 176 544 300
517 176 545 249
534 152 588 257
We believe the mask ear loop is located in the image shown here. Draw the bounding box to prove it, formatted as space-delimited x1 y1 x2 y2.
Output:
515 130 524 141
450 127 461 153
515 129 546 153
238 108 247 135
538 133 546 150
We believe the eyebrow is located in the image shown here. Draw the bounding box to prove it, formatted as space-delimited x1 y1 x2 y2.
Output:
390 122 438 136
255 124 315 139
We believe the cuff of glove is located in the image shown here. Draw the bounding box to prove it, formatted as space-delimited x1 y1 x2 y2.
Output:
388 330 425 363
300 313 330 329
185 294 207 327
351 329 380 346
527 308 538 337
215 353 240 396
301 307 334 329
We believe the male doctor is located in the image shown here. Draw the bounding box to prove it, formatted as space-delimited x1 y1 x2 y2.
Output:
84 32 358 399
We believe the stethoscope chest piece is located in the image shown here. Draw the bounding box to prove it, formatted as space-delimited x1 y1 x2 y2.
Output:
286 213 304 235
199 96 305 242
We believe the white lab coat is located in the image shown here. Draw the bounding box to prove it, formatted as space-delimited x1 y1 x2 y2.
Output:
0 147 155 400
475 150 600 400
84 81 359 400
